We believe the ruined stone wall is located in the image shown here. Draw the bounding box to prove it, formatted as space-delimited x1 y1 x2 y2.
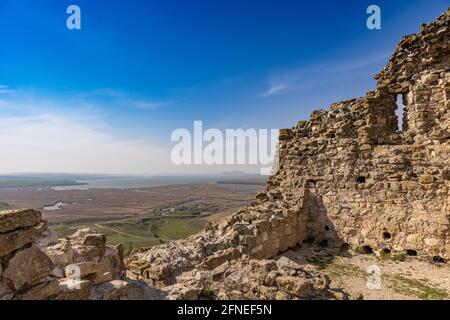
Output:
272 8 449 260
376 13 449 137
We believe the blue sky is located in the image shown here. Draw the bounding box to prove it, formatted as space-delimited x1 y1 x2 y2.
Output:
0 0 448 174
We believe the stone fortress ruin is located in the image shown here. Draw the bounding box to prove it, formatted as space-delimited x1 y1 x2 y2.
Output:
0 8 449 300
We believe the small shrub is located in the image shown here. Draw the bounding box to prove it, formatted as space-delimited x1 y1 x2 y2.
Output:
199 289 215 299
379 249 391 259
391 253 406 262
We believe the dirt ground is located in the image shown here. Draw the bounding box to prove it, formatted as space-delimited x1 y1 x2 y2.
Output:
280 244 450 300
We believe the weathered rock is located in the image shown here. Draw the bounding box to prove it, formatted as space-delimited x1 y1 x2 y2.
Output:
0 224 43 257
65 262 104 278
89 280 129 300
162 257 332 300
83 234 106 247
16 279 60 300
2 245 54 291
0 209 42 233
54 278 92 300
0 209 134 300
0 279 14 300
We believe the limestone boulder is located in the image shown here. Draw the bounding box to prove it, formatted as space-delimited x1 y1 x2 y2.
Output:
0 224 43 257
2 245 54 291
0 209 42 233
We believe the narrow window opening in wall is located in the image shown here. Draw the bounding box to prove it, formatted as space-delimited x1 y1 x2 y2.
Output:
433 256 446 263
361 245 373 254
324 225 330 232
406 249 417 256
382 231 391 240
396 94 407 131
356 176 366 184
306 179 316 188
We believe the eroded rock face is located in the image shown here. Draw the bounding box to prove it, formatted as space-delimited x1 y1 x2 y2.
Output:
0 210 138 300
44 227 124 284
163 256 333 300
3 245 54 291
125 8 450 299
0 209 43 233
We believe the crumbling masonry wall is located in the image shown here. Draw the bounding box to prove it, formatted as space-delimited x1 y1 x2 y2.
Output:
273 9 449 260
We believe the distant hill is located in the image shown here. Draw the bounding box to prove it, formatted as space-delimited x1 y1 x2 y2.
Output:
218 171 249 176
216 174 267 186
0 202 11 210
0 176 85 188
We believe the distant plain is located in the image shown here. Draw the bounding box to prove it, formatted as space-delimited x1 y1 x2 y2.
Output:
0 174 264 255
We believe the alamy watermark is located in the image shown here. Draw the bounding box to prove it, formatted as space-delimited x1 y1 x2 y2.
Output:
171 121 279 175
367 264 382 289
65 264 82 290
367 5 381 30
67 5 81 30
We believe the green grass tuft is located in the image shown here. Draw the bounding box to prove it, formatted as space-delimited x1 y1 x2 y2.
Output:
389 275 449 300
199 288 215 299
391 253 406 262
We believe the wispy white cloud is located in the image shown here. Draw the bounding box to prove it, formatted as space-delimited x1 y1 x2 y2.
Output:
260 51 391 96
314 51 391 73
0 112 173 174
74 88 172 111
258 83 288 97
0 85 15 94
0 90 174 174
132 100 171 110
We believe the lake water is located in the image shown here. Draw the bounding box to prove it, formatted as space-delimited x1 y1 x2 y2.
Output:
52 176 218 190
43 201 70 211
